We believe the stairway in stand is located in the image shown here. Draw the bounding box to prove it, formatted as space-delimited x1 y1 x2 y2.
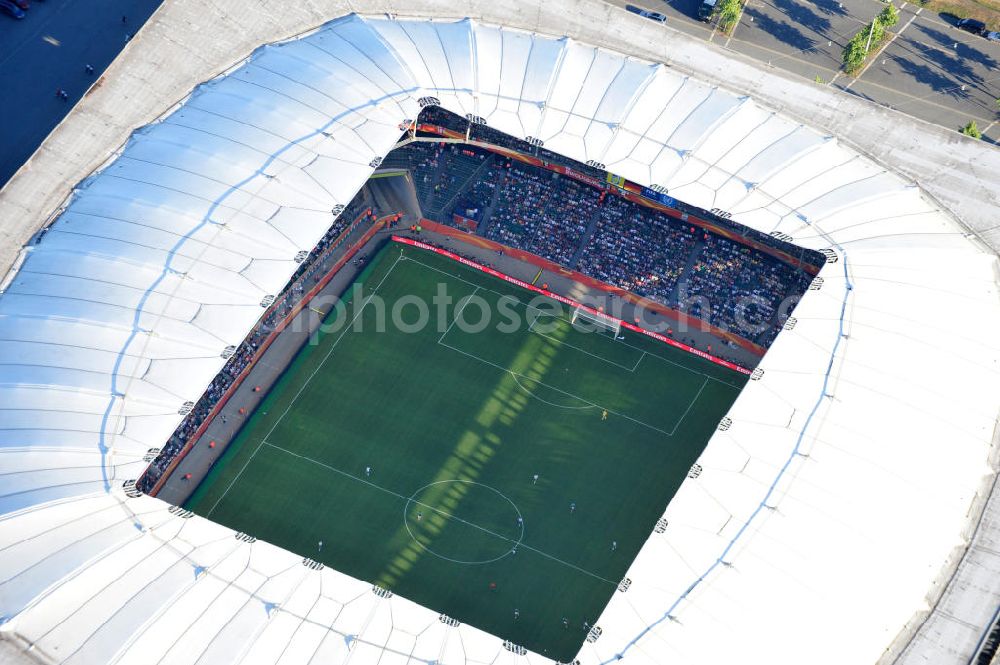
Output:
568 203 606 270
428 153 496 222
477 165 508 238
671 238 707 305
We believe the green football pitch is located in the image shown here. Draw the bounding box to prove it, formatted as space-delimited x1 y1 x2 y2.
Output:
186 240 746 661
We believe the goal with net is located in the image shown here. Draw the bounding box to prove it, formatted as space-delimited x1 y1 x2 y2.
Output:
570 306 622 337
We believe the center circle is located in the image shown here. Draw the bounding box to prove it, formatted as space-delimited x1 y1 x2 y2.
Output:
403 479 524 565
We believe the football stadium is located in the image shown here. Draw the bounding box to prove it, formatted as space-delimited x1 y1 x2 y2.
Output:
1 3 1000 665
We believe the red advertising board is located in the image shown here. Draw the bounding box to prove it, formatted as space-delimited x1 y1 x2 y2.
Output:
149 214 392 496
416 219 766 358
410 125 818 275
452 213 478 232
393 235 752 375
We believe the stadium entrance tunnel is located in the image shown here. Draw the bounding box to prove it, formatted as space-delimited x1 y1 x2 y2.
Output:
403 479 525 564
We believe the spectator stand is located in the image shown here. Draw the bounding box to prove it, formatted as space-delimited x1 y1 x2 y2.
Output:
392 140 817 351
141 208 398 496
411 109 821 274
412 218 766 365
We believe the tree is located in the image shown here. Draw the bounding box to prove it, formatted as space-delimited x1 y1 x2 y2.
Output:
716 0 743 32
960 120 982 139
841 4 895 75
866 19 887 50
842 32 870 73
878 3 899 27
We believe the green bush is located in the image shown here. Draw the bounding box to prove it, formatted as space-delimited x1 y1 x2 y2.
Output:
878 3 899 27
716 0 743 32
841 4 896 75
842 32 870 73
960 120 982 139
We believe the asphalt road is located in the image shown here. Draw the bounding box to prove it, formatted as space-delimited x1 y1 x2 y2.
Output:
0 0 162 189
0 0 994 194
610 0 1000 143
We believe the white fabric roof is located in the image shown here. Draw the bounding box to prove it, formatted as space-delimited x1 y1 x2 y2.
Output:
1 14 998 665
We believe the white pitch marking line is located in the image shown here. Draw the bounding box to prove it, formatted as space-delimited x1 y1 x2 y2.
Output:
528 311 644 372
669 377 711 436
261 441 617 585
438 286 481 344
403 254 740 388
206 252 405 518
507 372 595 410
437 337 672 436
845 4 919 90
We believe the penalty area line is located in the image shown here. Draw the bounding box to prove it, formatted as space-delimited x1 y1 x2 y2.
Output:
668 377 710 437
437 337 672 436
526 309 644 373
438 286 481 344
403 253 742 388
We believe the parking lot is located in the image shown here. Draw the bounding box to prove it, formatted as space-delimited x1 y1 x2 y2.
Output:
610 0 1000 143
0 0 162 189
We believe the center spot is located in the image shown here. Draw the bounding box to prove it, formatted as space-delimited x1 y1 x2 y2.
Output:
403 479 524 565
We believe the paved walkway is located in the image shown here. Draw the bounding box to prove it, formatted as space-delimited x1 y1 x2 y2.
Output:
0 0 163 188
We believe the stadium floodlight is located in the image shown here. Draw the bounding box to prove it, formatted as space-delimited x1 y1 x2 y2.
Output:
571 306 623 338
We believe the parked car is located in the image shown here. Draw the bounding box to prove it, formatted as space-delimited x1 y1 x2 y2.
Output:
956 18 987 35
698 0 718 21
625 4 668 22
0 0 25 18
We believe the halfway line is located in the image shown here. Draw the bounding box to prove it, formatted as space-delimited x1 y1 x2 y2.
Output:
261 441 617 586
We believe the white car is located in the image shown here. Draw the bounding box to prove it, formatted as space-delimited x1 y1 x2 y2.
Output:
625 4 668 22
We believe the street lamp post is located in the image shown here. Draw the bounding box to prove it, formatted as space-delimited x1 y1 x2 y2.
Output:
864 18 876 53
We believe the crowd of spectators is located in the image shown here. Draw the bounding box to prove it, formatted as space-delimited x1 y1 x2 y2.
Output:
138 197 376 492
417 105 608 184
140 111 820 493
577 197 698 306
426 148 491 214
486 165 600 266
404 142 448 205
138 107 819 493
681 233 812 345
405 142 491 214
403 140 504 222
454 157 505 223
395 135 816 347
416 104 470 135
